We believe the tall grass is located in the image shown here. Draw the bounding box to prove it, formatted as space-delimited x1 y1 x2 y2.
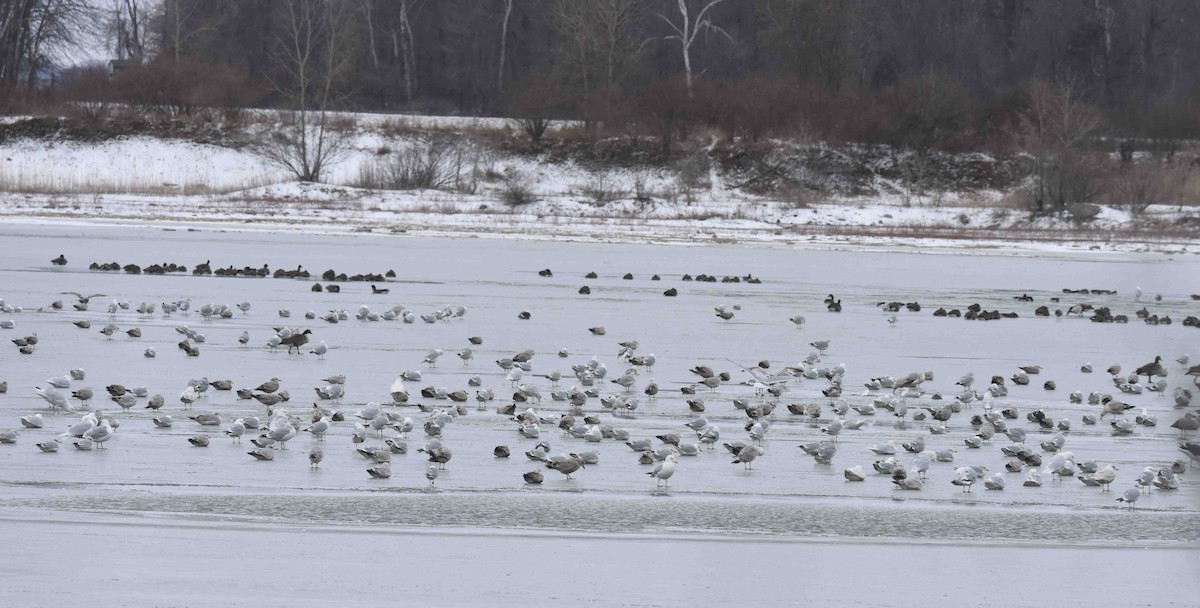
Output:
0 166 282 196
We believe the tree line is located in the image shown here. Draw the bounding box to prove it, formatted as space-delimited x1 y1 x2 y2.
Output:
2 1 1198 117
3 0 1200 211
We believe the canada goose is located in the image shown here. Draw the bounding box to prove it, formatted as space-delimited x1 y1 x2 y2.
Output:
281 329 313 354
827 300 842 312
1135 356 1166 382
51 254 67 265
371 284 389 294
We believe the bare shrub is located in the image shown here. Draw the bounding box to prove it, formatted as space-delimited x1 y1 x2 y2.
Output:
500 168 537 206
356 137 473 191
780 185 820 210
671 153 708 204
503 74 574 147
580 171 624 205
255 111 356 183
1098 160 1199 216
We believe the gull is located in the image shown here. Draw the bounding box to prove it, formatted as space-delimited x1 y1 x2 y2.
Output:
950 466 983 492
180 385 199 408
0 430 18 444
152 415 173 428
821 418 843 442
36 438 61 453
732 445 764 470
425 465 439 486
892 477 923 490
315 383 343 402
647 454 678 487
20 414 44 429
1100 399 1134 419
1086 464 1118 491
188 434 210 447
309 341 328 359
309 448 324 468
112 393 136 412
617 340 638 358
546 453 585 479
844 465 866 481
912 453 932 479
983 472 1005 490
523 470 544 484
248 447 277 461
305 418 330 441
225 421 246 443
1116 486 1141 508
61 292 105 305
697 425 720 449
357 446 391 464
47 375 71 389
788 315 806 328
190 412 221 426
1153 470 1179 490
35 386 73 414
423 349 444 367
1023 469 1043 487
1170 412 1200 438
611 371 637 391
1135 467 1157 492
83 420 114 448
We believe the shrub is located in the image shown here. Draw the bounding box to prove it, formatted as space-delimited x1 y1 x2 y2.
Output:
580 171 624 205
500 168 537 206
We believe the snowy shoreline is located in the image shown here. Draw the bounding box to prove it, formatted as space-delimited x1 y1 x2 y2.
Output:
2 132 1197 255
1 194 1195 258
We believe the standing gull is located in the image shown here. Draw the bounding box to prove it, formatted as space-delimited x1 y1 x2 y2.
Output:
647 454 678 488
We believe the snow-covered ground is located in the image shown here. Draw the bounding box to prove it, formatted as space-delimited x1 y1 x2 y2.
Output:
2 126 1197 254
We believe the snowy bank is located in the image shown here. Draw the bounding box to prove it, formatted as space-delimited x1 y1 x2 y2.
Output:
1 125 1197 255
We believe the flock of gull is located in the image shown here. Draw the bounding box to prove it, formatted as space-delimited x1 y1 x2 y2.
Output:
1 257 1198 512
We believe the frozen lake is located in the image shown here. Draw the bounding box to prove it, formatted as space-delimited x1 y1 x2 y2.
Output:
1 222 1198 606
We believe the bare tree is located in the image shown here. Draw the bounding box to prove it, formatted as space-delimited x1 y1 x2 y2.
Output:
110 0 146 63
1016 79 1102 214
387 0 421 104
496 0 512 92
158 0 222 61
0 0 94 87
257 0 356 182
657 0 730 98
549 0 642 94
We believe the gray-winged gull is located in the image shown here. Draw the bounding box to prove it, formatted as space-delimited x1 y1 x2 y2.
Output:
647 454 678 487
1116 486 1141 508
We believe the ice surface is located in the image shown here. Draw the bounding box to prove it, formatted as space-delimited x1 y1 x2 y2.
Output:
0 222 1196 605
